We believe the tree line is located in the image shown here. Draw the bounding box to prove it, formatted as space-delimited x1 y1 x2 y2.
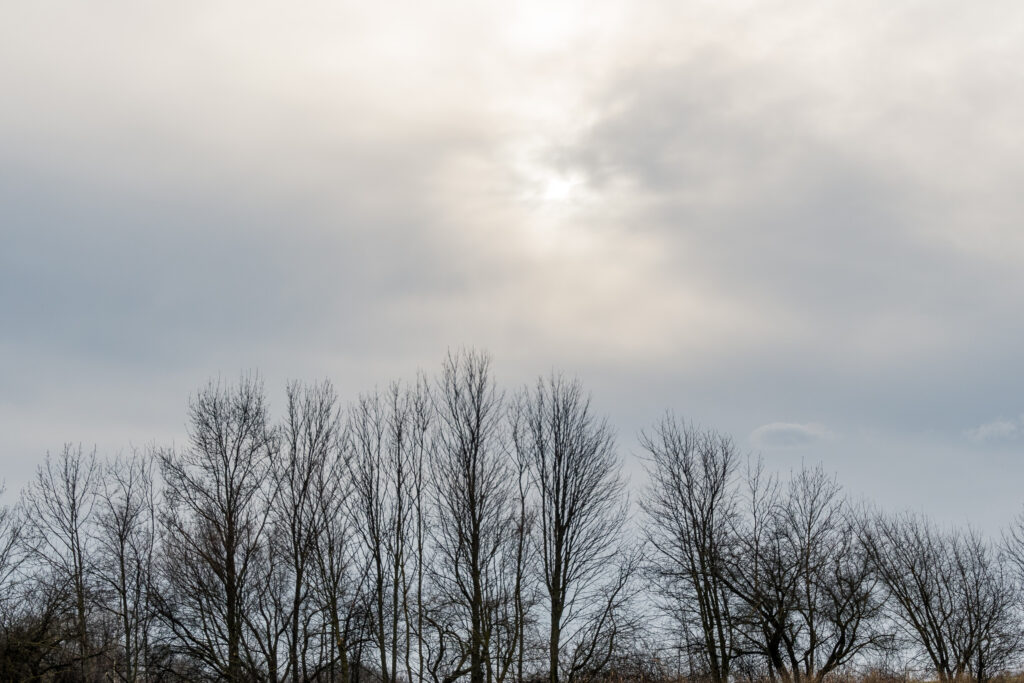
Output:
0 350 1022 683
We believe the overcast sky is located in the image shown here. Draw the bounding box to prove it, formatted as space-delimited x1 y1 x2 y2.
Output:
3 1 1023 528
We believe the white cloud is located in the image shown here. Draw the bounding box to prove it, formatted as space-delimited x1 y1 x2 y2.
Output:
966 416 1024 442
749 422 836 450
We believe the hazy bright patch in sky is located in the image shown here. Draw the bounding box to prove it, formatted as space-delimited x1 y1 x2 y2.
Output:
3 0 1024 527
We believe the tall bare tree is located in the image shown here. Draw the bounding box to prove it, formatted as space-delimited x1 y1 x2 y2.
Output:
310 418 362 683
512 374 630 683
640 417 740 683
350 388 399 683
94 449 158 682
349 379 434 683
271 380 345 681
22 444 101 677
158 375 279 682
508 425 538 683
429 349 514 683
409 374 433 683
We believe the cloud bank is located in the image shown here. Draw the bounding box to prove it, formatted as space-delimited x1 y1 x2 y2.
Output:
2 0 1024 527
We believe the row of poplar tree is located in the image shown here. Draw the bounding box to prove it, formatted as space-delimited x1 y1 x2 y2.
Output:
1 349 1023 683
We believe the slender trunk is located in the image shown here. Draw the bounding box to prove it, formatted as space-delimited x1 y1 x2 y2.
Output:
330 598 351 683
226 525 242 683
291 563 302 681
377 556 389 683
76 571 88 678
417 517 425 683
549 534 563 683
549 604 562 683
391 541 400 683
471 538 485 683
515 550 525 683
403 557 413 683
119 547 134 682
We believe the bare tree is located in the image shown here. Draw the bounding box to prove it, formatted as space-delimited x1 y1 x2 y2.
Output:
349 378 436 683
720 464 885 683
508 424 539 683
1004 508 1024 584
409 375 433 683
429 349 515 683
867 513 1019 681
482 453 537 683
952 532 1020 680
271 380 345 681
640 417 740 683
385 383 423 683
0 484 28 676
157 375 279 682
94 449 158 682
512 374 629 683
310 419 362 683
350 388 401 683
22 444 101 677
0 485 24 619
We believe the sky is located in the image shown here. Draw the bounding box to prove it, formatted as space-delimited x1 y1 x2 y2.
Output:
2 1 1024 529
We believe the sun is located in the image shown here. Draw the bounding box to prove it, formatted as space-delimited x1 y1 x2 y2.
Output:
540 173 583 204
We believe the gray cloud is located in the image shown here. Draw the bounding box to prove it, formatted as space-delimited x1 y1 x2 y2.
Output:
750 423 836 450
2 1 1024 526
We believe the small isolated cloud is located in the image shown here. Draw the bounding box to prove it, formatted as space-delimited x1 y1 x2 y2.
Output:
750 422 835 450
965 416 1024 442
